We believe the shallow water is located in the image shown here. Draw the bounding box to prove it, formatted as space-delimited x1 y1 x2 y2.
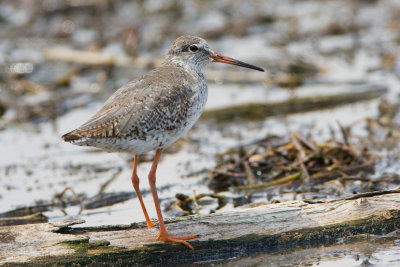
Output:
209 238 400 267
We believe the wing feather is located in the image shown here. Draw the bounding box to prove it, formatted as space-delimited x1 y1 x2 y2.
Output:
62 66 196 142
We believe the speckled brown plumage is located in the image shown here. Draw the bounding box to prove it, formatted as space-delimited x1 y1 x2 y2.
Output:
63 63 207 154
63 37 211 152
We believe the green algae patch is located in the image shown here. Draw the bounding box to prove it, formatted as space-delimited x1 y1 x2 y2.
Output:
89 240 111 248
59 237 90 253
61 238 115 255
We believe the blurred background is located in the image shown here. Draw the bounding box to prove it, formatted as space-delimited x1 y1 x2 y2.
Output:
1 0 400 264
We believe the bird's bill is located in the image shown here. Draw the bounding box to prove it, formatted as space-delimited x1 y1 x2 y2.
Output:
210 53 264 72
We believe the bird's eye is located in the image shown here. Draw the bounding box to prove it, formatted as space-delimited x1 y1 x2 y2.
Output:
189 44 198 52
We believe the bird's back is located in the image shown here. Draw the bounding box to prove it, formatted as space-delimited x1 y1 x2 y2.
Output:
62 65 207 154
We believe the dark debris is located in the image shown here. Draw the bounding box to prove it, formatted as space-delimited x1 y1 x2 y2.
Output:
206 132 377 206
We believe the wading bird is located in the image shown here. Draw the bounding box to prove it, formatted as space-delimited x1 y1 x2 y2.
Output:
62 35 264 249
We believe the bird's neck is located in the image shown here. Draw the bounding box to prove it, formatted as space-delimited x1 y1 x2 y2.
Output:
162 55 205 77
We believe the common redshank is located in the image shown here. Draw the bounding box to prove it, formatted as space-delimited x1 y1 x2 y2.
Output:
62 35 264 250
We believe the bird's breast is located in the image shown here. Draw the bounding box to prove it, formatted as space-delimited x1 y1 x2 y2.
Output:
183 72 208 124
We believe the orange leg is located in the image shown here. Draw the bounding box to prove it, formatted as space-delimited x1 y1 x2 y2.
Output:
131 155 154 228
148 149 198 250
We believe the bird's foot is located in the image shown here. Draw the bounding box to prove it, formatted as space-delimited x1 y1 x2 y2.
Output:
157 233 198 250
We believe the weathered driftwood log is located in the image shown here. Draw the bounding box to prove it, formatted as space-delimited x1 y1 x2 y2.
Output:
1 191 400 266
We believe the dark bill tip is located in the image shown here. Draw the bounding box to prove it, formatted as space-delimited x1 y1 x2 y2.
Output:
210 53 264 72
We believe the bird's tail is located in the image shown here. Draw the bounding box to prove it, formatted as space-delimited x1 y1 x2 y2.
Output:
62 130 82 142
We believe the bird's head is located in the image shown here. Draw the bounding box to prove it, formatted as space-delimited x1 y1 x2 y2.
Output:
165 35 264 72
